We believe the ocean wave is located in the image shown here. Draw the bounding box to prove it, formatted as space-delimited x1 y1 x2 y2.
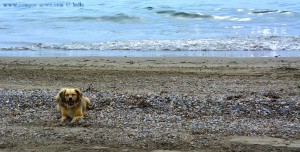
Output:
57 13 141 23
156 10 212 18
251 10 290 14
1 36 300 51
156 10 252 22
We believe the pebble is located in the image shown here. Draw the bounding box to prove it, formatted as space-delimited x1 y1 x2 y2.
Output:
0 88 300 148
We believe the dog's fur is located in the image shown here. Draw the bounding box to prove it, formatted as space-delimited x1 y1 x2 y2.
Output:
55 88 91 123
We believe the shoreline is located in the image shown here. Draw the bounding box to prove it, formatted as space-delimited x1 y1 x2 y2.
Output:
1 56 300 151
2 56 300 67
1 49 300 57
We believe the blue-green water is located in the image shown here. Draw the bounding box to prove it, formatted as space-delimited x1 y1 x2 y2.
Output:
0 0 300 57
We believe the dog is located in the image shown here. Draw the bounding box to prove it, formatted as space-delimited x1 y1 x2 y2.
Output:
55 88 91 123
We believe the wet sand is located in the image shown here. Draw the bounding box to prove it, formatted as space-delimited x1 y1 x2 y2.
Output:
0 56 300 151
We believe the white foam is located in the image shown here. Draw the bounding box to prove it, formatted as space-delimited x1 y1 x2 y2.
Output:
1 36 300 52
213 15 231 20
237 18 251 21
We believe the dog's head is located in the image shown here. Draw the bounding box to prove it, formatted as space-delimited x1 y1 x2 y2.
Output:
58 88 82 108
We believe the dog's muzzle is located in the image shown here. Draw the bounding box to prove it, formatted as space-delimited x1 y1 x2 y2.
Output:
68 98 74 106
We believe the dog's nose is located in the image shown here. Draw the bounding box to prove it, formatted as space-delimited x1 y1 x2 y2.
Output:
68 97 74 106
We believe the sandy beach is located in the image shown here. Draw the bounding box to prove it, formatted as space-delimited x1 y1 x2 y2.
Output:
0 56 300 151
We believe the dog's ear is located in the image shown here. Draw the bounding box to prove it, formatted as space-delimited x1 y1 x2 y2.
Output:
59 89 66 101
75 88 82 99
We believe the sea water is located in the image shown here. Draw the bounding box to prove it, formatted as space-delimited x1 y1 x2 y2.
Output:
0 0 300 57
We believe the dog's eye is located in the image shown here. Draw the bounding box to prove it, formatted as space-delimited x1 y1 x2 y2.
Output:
72 94 76 96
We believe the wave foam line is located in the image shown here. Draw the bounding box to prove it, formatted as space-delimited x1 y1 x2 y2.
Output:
1 36 300 51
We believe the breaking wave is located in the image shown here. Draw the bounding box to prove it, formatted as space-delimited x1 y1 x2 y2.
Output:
1 36 300 51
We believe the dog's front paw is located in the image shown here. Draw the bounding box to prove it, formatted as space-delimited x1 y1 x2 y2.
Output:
60 116 68 123
71 118 82 124
77 119 86 125
71 119 77 124
70 118 86 126
71 116 84 124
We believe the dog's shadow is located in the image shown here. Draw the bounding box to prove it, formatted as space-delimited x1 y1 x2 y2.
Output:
53 118 91 127
54 111 92 127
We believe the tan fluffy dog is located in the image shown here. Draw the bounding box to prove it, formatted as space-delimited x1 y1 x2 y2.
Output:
55 88 91 123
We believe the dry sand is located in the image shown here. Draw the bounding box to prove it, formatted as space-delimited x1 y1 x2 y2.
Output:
0 56 300 151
